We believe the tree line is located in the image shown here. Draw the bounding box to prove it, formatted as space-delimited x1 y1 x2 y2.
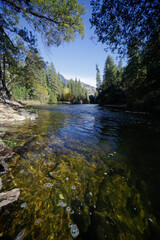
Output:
2 45 89 104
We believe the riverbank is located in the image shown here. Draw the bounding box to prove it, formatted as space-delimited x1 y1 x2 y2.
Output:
102 103 160 116
21 100 71 106
0 100 39 207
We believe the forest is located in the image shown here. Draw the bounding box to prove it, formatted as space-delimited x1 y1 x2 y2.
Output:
2 46 90 104
93 0 160 112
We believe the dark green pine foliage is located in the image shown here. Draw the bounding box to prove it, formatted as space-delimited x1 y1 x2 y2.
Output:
63 78 89 104
57 73 63 101
98 55 124 104
96 64 101 94
46 62 58 102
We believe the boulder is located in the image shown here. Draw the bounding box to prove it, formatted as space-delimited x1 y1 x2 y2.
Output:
0 188 20 208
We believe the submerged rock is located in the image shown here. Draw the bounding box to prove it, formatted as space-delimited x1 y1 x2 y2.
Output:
0 177 2 190
20 202 27 208
57 200 67 207
0 188 20 208
18 110 38 121
14 229 26 240
43 183 54 188
0 141 14 160
0 160 9 175
70 224 79 238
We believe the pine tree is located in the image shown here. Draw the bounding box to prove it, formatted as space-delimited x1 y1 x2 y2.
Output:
103 55 117 89
96 64 101 94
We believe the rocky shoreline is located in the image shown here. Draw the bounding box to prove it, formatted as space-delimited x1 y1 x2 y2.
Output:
0 100 38 208
0 100 38 125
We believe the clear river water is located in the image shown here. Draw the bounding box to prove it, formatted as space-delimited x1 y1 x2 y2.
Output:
0 104 160 240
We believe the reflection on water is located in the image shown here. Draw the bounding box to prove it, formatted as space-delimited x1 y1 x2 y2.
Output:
0 104 160 239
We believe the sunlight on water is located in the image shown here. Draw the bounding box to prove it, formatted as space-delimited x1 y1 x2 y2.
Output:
0 104 160 239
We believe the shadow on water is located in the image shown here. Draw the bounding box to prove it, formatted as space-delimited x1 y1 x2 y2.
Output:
0 104 160 239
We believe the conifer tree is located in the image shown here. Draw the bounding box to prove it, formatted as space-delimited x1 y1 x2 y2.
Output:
96 64 101 94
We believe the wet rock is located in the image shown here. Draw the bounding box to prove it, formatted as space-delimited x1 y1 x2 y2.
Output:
43 183 54 187
0 188 20 208
0 102 38 124
14 229 25 240
57 200 67 207
0 141 14 175
20 202 27 208
0 160 9 175
0 177 2 190
0 141 14 160
70 224 79 238
18 110 38 121
0 131 7 138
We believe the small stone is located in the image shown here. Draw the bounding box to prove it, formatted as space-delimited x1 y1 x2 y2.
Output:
43 183 54 188
20 202 27 208
104 172 108 176
14 229 25 240
68 222 73 228
35 218 41 224
71 185 76 190
66 206 74 214
70 224 79 238
149 218 153 223
89 192 92 196
57 200 67 207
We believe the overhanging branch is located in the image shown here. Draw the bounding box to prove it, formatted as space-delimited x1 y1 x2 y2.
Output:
2 0 60 25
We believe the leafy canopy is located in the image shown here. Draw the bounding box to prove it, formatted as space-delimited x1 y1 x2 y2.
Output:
90 0 160 55
1 0 85 47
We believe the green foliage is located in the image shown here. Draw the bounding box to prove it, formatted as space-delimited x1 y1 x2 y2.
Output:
0 0 85 99
1 0 85 47
48 88 57 103
90 0 160 55
12 86 30 100
97 55 124 105
96 64 101 94
92 0 160 111
35 84 49 104
7 47 89 104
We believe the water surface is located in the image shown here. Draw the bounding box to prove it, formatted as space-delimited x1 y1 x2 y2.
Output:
0 104 160 240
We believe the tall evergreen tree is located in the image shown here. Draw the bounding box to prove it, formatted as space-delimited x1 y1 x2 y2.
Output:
96 64 101 94
103 55 117 89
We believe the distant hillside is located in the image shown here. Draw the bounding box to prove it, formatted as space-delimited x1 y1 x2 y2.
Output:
60 74 96 96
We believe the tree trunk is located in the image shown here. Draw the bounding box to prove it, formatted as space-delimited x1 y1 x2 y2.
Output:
2 47 12 99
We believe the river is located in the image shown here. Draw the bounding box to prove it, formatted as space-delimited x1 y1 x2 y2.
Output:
0 104 160 240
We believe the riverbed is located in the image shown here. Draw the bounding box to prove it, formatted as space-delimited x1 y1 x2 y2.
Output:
0 104 160 239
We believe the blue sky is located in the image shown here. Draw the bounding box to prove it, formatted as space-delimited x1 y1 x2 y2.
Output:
34 1 122 87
